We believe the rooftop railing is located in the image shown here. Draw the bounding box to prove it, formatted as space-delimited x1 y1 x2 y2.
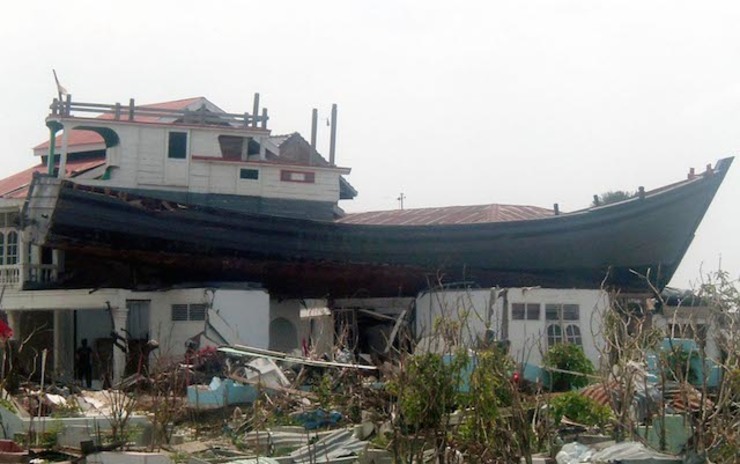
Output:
49 93 269 129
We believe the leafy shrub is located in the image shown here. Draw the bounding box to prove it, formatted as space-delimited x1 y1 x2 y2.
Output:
543 344 594 390
393 352 462 430
592 190 633 206
549 391 612 427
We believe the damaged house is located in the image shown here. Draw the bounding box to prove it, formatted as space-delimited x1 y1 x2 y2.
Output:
0 96 349 384
0 93 732 387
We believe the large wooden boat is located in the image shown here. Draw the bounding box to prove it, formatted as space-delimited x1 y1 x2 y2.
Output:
25 158 732 297
13 95 733 297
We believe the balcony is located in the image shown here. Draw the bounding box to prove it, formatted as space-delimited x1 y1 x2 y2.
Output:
27 264 59 284
0 266 20 285
0 264 59 289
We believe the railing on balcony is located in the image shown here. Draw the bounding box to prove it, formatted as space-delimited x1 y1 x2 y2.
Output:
49 94 269 129
26 264 59 284
0 266 20 286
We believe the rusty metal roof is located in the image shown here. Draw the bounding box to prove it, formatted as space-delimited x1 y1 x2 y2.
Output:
337 203 555 225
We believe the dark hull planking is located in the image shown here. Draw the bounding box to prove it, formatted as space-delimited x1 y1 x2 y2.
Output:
35 158 733 297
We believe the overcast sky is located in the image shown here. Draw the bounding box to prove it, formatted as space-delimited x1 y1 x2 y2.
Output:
1 1 738 289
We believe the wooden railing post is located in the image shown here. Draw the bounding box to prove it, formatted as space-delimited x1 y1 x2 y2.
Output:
252 93 260 127
64 94 72 116
128 98 135 121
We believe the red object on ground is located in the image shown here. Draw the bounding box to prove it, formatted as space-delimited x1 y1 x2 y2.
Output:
0 319 13 341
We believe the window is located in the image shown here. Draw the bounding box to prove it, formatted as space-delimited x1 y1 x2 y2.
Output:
280 170 315 183
547 324 563 347
512 303 540 320
219 135 245 160
168 132 188 159
240 168 259 180
0 233 4 266
565 324 582 345
545 304 580 321
171 303 207 322
545 303 582 347
4 231 18 265
219 136 261 160
171 304 188 321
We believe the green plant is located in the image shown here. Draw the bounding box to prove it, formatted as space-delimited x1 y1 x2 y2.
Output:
549 391 612 428
314 373 333 410
592 190 633 206
392 352 462 430
51 399 82 418
662 346 699 383
543 344 594 391
0 397 16 413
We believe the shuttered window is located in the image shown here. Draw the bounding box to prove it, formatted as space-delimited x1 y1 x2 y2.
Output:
171 303 207 322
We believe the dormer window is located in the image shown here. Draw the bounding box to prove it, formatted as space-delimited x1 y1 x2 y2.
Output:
168 132 188 159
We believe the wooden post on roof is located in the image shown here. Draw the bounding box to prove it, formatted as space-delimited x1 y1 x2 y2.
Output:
128 98 135 121
64 94 72 117
261 108 268 129
329 104 337 166
310 108 318 149
252 93 260 127
114 103 121 120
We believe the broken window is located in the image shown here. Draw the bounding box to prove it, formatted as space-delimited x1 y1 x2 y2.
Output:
512 303 540 320
168 132 188 159
219 135 261 160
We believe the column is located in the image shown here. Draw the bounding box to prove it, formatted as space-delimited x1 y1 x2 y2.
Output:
110 304 129 384
58 126 69 179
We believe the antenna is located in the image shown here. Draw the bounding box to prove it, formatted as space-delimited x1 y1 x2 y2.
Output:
397 192 406 210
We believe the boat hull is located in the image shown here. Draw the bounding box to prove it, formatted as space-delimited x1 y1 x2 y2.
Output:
28 158 732 297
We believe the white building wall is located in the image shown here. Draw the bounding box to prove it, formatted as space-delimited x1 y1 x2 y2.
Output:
269 299 332 354
415 288 608 368
652 309 721 361
144 287 269 358
209 289 270 349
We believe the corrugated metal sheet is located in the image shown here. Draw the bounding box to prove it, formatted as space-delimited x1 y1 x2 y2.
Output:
337 203 554 225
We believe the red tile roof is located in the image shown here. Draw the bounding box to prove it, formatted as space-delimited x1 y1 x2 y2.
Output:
337 204 555 225
35 97 209 151
0 157 105 199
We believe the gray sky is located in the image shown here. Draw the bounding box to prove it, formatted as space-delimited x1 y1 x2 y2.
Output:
1 1 738 289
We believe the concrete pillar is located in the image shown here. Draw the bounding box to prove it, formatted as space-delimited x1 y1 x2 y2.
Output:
110 304 129 384
58 126 69 179
53 310 74 380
